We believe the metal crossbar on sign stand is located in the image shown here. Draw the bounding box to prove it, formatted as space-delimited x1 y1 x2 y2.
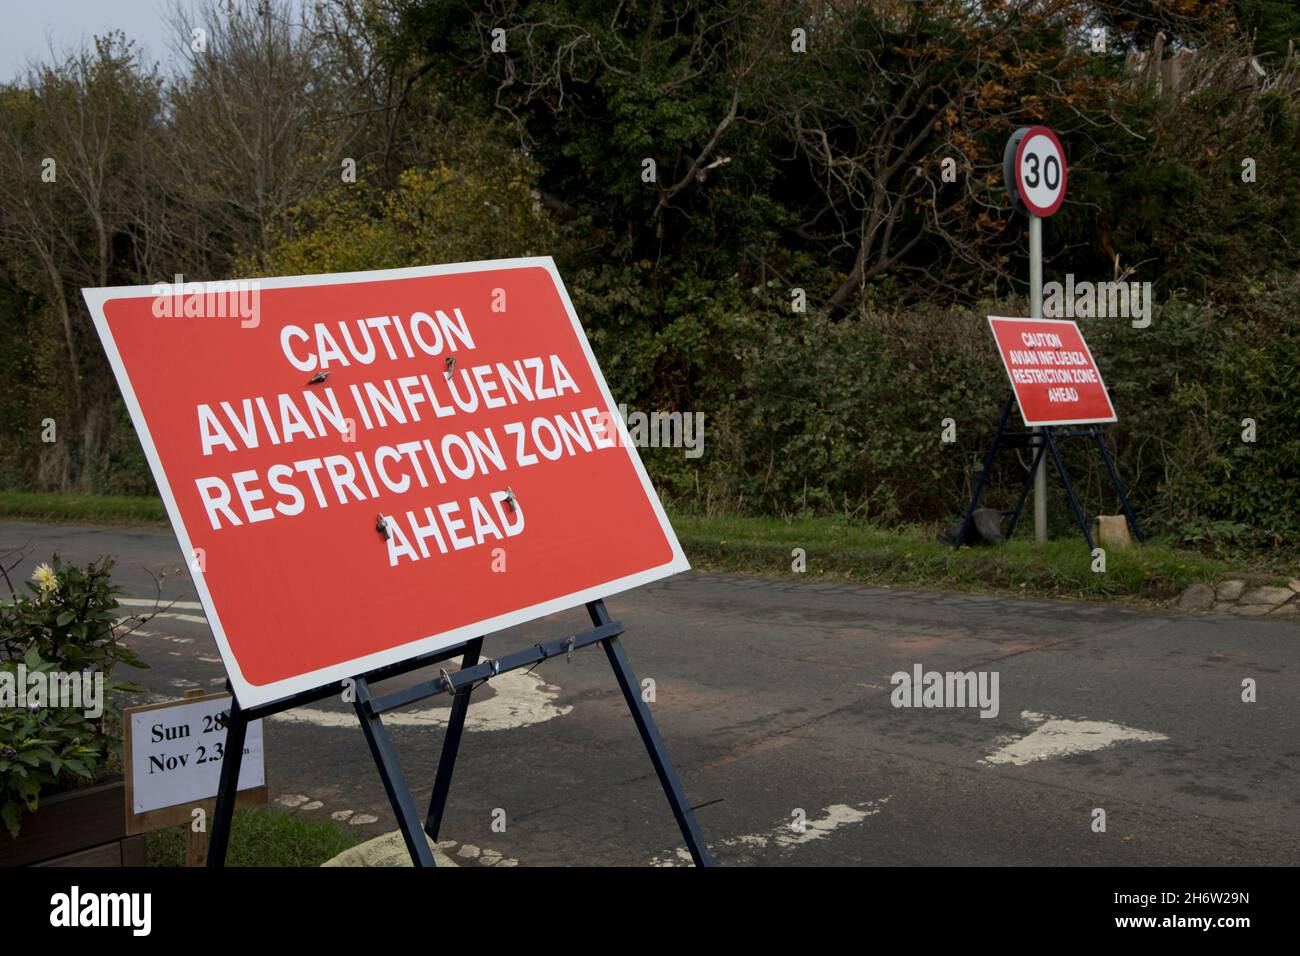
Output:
206 598 713 868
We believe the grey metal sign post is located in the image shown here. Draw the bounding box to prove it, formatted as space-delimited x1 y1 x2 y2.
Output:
1003 125 1067 543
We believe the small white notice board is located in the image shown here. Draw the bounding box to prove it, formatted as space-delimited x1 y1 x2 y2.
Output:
124 692 267 833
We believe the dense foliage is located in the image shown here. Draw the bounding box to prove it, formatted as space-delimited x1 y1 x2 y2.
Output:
0 0 1297 551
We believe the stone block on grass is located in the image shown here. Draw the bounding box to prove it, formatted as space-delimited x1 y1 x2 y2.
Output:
322 830 458 868
1095 515 1132 551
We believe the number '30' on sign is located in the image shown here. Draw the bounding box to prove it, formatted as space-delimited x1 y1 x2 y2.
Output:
1008 125 1060 217
1004 126 1068 218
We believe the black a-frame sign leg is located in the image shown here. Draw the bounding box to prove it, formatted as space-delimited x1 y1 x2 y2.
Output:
1004 435 1048 542
352 676 438 867
207 695 247 867
954 396 1015 548
588 600 715 867
424 637 483 842
1042 429 1095 551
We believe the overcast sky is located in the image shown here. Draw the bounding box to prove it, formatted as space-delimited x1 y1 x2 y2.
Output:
0 0 200 81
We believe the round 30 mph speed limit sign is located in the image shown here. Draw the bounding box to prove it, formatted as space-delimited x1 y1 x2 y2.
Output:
1002 126 1067 217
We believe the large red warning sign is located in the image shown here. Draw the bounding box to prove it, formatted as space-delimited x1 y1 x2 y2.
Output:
987 316 1116 427
84 259 688 707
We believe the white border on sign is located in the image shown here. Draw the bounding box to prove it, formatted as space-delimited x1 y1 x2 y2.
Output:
82 258 690 709
986 315 1118 427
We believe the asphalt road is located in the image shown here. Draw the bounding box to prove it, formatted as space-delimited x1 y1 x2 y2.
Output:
3 520 1296 867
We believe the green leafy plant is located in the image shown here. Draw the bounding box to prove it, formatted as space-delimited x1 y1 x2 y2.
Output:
0 555 146 672
0 649 110 836
0 554 147 837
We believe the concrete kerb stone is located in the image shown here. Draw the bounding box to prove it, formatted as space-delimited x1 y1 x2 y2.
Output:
1181 578 1298 619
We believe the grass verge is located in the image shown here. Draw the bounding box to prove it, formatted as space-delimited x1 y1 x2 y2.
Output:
146 806 357 867
672 513 1290 604
3 491 1288 604
0 490 167 526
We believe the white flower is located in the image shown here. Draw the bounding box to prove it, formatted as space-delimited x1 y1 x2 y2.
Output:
30 563 59 594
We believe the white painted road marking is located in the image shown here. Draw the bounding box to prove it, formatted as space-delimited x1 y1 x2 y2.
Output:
981 710 1168 766
648 798 891 866
269 670 572 732
119 611 208 625
120 597 205 611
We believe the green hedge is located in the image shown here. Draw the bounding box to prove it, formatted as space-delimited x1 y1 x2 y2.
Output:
642 276 1300 554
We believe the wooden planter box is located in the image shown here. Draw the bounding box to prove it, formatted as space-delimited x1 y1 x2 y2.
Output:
0 778 146 867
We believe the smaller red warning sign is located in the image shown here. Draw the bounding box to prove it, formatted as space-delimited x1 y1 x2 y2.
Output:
987 316 1116 427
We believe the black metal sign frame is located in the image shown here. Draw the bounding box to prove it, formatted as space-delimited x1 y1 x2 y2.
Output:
955 394 1143 551
206 598 713 867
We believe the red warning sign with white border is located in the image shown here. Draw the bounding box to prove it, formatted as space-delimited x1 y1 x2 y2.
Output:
83 258 688 708
987 316 1117 427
